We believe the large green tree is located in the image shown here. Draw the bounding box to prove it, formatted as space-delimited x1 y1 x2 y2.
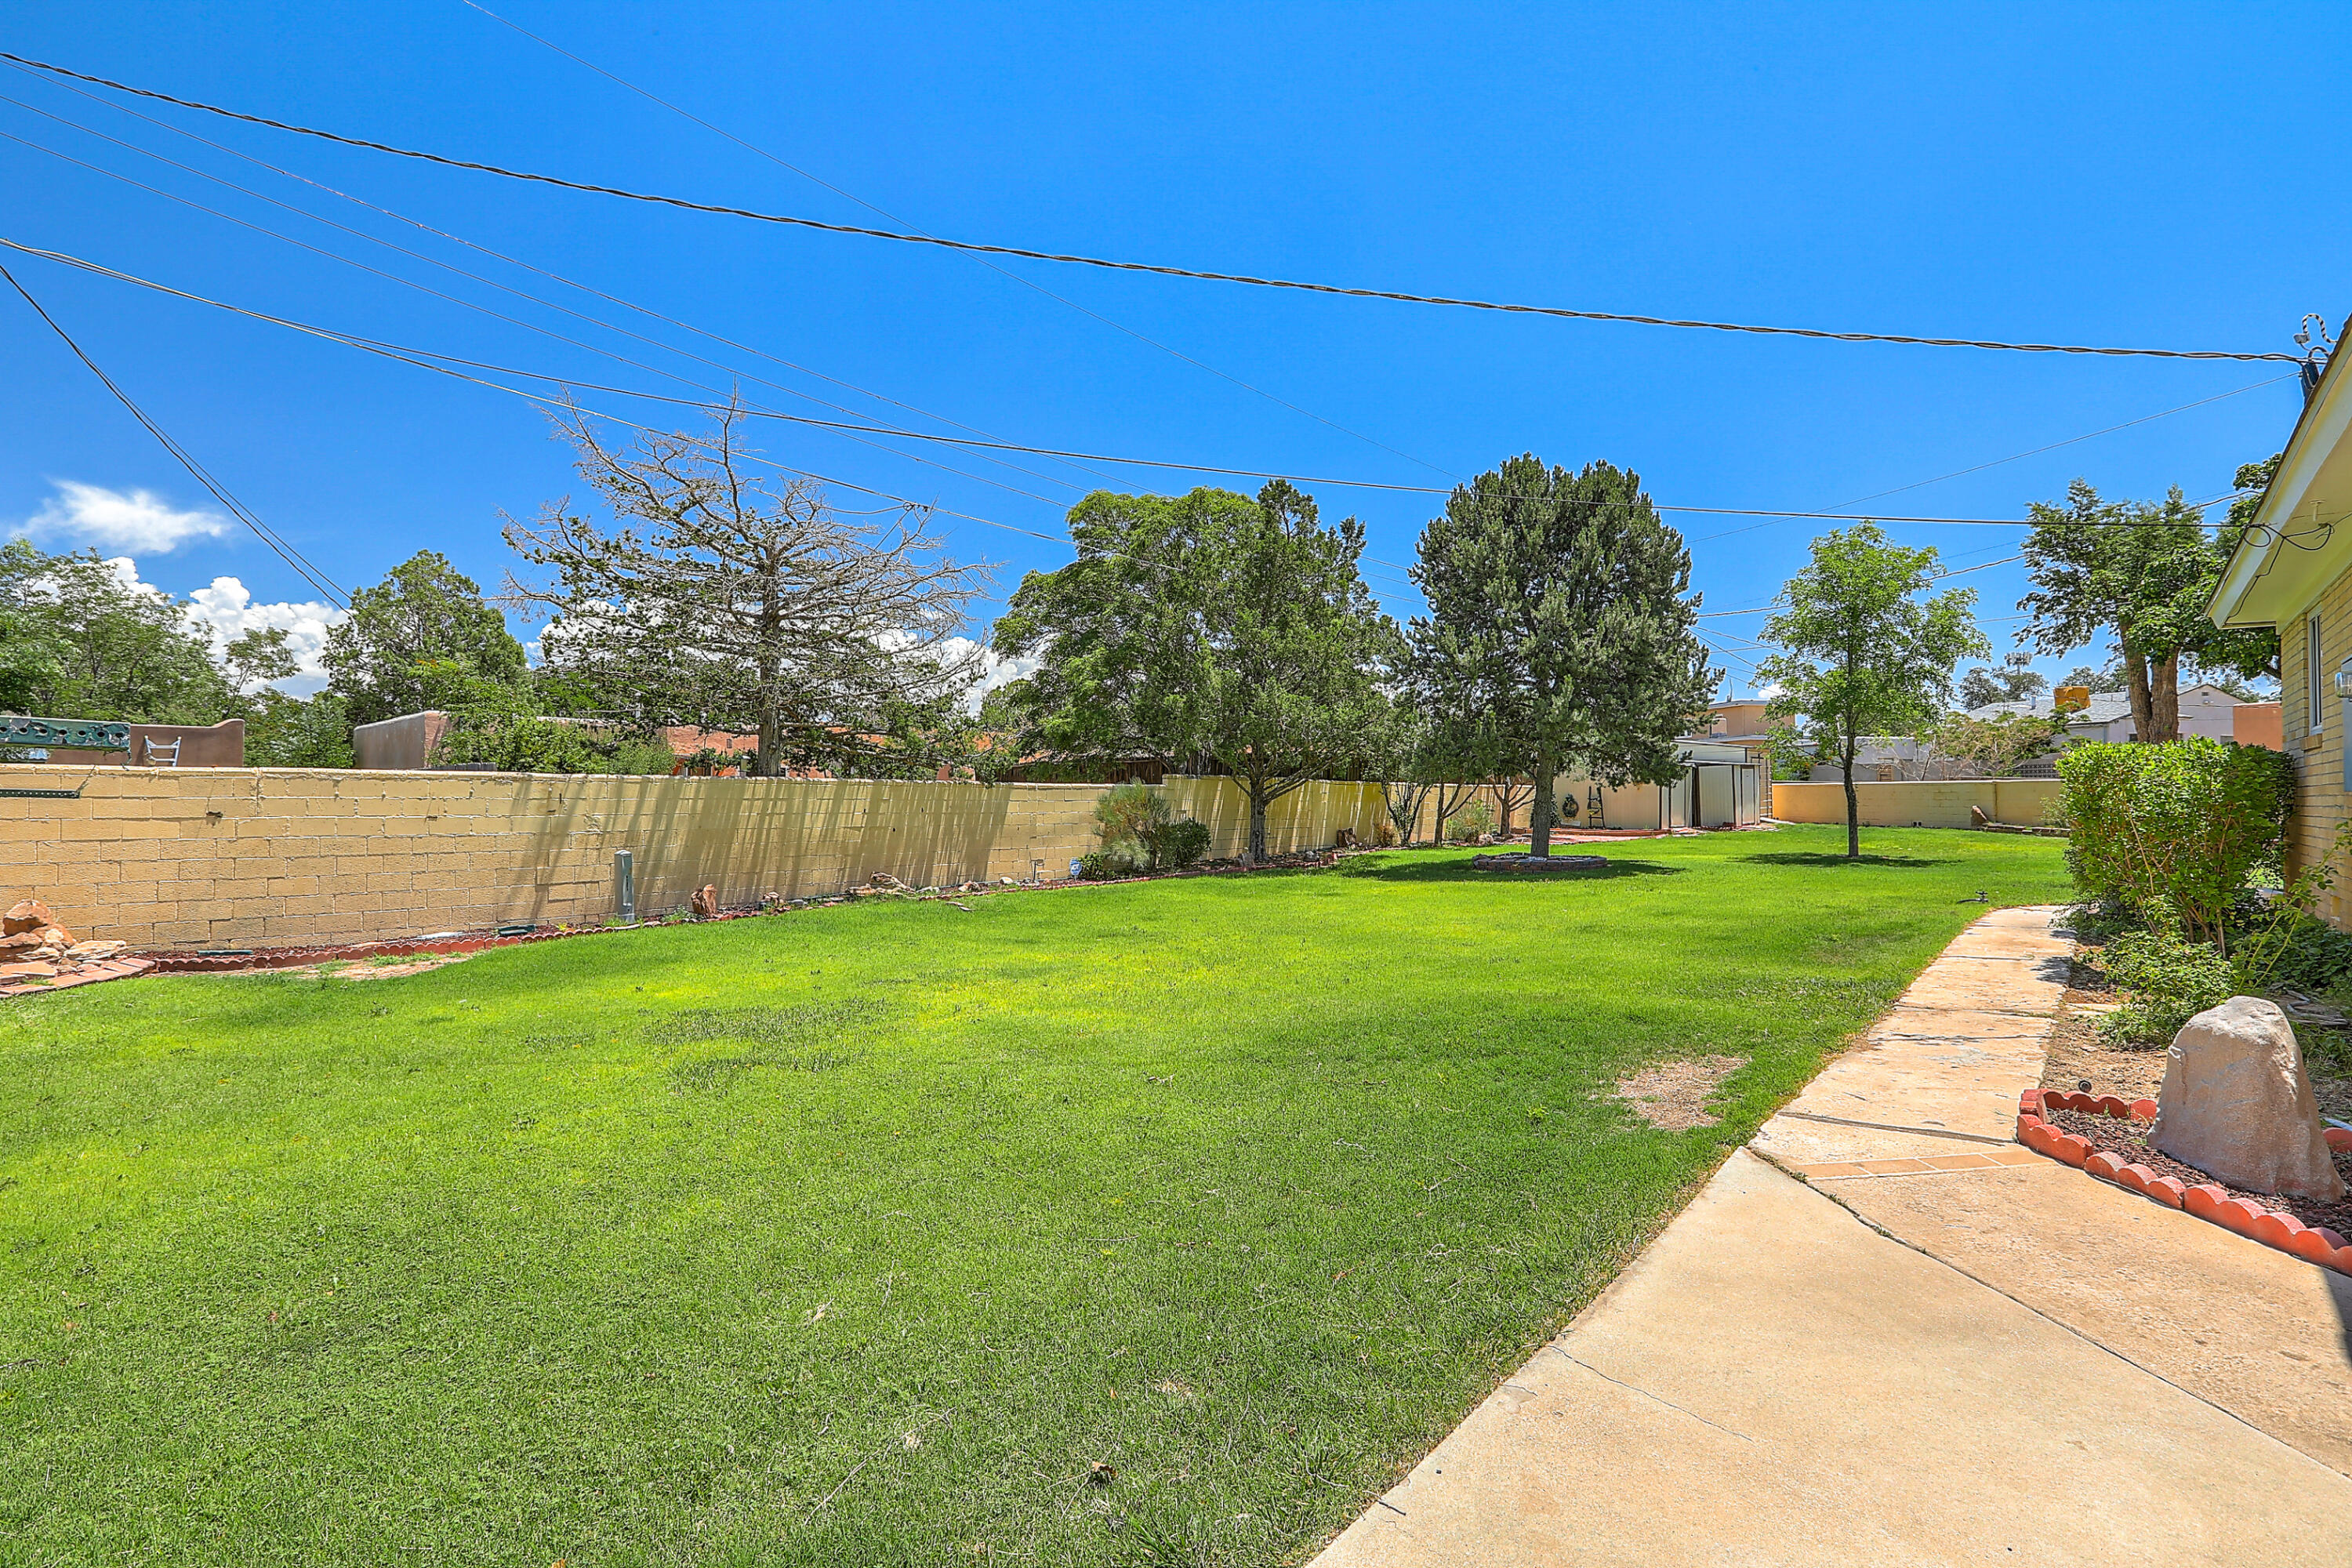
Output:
2018 476 2278 744
1759 525 1986 858
993 480 1399 860
0 539 237 724
323 550 529 728
1408 456 1715 858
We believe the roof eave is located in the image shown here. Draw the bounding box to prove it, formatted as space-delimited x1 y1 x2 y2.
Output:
2210 322 2352 629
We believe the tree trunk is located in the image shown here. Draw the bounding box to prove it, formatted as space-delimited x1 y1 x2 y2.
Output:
2125 655 2154 743
1494 782 1513 838
1529 768 1557 857
1247 780 1269 862
2147 654 2180 744
1842 728 1860 859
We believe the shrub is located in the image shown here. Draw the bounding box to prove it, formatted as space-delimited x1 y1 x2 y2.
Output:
2096 900 2234 1047
1093 780 1171 850
2056 738 2294 946
1077 846 1142 880
1445 797 1497 844
1142 817 1211 869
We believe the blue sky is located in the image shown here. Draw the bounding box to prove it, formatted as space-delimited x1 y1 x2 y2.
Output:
3 2 2343 696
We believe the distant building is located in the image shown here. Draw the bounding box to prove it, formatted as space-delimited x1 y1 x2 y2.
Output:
1960 682 2242 744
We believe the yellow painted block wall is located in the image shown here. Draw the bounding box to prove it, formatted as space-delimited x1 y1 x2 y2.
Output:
1767 779 2060 830
2278 573 2352 922
0 767 1392 951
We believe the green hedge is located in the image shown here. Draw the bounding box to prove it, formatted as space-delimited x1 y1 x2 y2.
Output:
2055 737 2294 945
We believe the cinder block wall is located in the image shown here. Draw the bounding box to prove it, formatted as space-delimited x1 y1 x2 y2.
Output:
0 766 1391 951
1767 779 2061 829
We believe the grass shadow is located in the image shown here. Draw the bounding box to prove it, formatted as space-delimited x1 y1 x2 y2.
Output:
1734 851 1956 869
1352 857 1686 884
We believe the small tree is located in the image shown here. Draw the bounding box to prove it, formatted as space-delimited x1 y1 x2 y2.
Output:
504 403 987 778
1759 525 1987 858
1921 708 2071 779
1957 651 2048 710
324 550 528 728
1409 456 1714 858
993 481 1399 861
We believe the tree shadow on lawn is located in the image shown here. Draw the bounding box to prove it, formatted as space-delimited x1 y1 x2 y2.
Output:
1350 857 1686 884
1735 851 1958 869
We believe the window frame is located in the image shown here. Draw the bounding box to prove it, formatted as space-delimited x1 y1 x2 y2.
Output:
2311 612 2326 736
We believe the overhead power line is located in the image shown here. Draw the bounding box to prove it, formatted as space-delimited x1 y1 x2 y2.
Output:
0 49 2302 365
0 260 347 607
444 2 1451 482
0 58 1121 500
3 238 2281 539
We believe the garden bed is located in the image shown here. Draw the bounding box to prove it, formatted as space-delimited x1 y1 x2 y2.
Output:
2017 1089 2352 1274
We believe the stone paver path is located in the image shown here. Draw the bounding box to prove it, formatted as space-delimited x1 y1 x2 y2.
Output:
1311 906 2352 1566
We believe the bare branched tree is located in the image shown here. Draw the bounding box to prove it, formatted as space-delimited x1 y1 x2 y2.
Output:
502 401 990 778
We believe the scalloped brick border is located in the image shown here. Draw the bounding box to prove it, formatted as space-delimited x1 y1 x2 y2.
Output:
2017 1088 2352 1276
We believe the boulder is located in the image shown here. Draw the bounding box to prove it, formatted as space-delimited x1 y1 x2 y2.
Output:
2151 996 2346 1200
2 898 54 937
31 925 73 950
66 940 126 961
0 931 42 953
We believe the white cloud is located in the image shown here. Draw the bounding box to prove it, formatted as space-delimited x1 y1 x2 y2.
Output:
185 576 343 694
97 556 343 694
20 481 230 553
937 635 1037 713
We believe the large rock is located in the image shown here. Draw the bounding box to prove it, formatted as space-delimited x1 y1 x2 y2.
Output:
2151 996 2346 1200
2 898 54 937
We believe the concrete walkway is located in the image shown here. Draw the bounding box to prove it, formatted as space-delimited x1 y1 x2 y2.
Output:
1312 906 2352 1566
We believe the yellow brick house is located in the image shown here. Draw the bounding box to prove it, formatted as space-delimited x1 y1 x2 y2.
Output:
2209 332 2352 920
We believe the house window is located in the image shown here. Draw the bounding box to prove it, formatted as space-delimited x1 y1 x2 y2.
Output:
2311 614 2326 735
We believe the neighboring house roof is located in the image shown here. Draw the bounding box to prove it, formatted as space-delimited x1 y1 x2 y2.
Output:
1964 692 2134 726
1962 684 2240 731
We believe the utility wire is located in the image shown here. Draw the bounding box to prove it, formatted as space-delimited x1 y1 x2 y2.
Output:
0 114 1074 509
0 61 1112 499
448 0 1451 481
2 238 2285 538
1694 376 2295 544
0 260 347 606
0 49 2301 365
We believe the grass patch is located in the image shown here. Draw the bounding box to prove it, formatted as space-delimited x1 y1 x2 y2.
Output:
0 825 2068 1564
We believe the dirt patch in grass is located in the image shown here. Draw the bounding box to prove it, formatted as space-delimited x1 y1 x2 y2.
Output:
1611 1055 1748 1131
233 953 476 982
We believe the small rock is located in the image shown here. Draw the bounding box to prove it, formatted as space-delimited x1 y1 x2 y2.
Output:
0 960 57 982
3 899 56 937
66 940 127 961
32 925 73 949
0 931 42 953
2152 996 2346 1200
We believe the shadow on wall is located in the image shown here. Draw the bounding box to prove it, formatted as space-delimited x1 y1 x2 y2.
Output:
513 776 1033 925
509 775 1396 925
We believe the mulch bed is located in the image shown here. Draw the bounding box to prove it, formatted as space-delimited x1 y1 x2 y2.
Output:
2044 1105 2352 1237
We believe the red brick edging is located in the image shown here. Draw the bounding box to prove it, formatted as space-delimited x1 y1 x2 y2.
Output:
2017 1088 2352 1276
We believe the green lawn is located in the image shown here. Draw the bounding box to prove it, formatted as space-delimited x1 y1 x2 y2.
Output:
0 826 2069 1565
